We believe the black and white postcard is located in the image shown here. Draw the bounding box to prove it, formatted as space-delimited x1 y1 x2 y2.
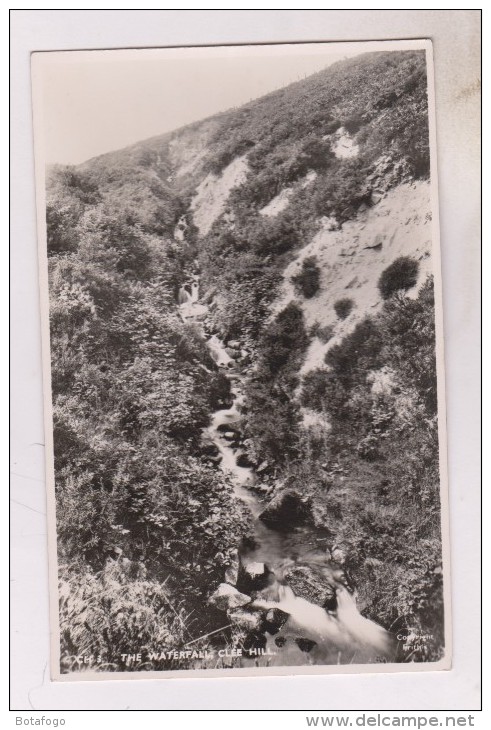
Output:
31 39 451 679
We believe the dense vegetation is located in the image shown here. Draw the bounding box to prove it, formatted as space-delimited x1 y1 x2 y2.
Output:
47 162 247 672
205 51 429 185
46 48 443 669
300 279 442 659
242 302 310 466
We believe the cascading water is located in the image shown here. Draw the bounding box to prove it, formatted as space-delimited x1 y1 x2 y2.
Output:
190 280 199 303
178 285 192 305
179 276 394 666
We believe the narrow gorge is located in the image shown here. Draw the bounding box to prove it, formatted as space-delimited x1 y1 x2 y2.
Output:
178 270 393 666
47 49 444 673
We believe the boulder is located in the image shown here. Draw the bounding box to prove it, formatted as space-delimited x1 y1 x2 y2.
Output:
217 397 234 410
217 424 239 435
227 340 241 349
284 565 337 610
206 455 222 466
236 452 255 469
263 608 290 635
208 583 251 611
237 561 273 594
200 442 220 458
295 638 317 653
242 631 267 656
227 608 264 632
259 490 312 530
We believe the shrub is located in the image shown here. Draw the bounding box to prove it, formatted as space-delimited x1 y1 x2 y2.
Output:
291 256 321 298
334 297 354 319
301 368 345 415
377 256 419 299
298 136 335 172
260 302 309 375
309 322 335 343
341 115 364 135
325 317 383 384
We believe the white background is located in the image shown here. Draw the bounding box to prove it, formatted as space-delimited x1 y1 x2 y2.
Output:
10 9 481 711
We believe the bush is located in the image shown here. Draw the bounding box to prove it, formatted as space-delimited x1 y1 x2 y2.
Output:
378 256 419 299
301 368 344 414
309 322 335 343
259 302 309 375
334 297 355 319
325 317 383 386
291 256 321 298
298 136 335 172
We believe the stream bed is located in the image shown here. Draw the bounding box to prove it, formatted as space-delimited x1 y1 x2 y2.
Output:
179 280 394 667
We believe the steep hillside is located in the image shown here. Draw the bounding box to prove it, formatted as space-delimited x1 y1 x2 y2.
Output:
46 48 444 670
278 179 432 375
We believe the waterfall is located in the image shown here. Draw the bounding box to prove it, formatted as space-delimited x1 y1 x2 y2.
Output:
191 281 199 302
207 335 233 368
335 586 391 654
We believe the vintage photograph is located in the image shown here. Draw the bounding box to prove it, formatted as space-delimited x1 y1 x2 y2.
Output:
32 39 450 679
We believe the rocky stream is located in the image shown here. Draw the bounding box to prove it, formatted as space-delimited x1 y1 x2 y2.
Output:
178 277 394 667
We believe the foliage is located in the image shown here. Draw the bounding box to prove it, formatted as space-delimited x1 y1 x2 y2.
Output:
47 157 248 667
378 256 420 299
292 256 321 298
309 322 335 343
298 279 442 656
59 562 187 672
197 50 430 359
242 303 309 465
333 297 355 319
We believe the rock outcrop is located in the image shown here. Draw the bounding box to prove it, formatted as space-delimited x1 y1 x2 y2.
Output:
259 490 312 530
